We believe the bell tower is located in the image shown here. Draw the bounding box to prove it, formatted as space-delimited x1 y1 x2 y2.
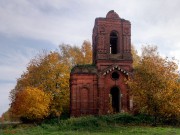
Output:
70 10 133 117
92 10 132 70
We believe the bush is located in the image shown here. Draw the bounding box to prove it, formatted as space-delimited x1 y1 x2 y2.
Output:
42 113 179 131
57 113 155 131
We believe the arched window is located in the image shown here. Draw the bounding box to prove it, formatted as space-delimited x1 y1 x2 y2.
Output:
110 32 118 54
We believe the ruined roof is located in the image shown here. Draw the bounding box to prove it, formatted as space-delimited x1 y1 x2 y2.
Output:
71 64 97 74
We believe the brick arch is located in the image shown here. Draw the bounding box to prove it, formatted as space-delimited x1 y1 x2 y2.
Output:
109 30 119 36
102 65 129 76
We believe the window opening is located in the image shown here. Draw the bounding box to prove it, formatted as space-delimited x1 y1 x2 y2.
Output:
111 72 119 80
110 32 118 54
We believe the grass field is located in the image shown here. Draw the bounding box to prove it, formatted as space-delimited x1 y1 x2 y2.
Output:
1 124 179 135
1 114 179 135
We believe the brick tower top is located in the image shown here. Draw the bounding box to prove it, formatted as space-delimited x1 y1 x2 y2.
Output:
106 10 120 19
92 10 132 70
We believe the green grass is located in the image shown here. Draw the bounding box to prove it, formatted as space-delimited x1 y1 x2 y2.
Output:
1 113 179 135
1 125 179 135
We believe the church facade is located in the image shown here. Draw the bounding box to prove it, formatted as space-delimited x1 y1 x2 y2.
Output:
70 10 133 117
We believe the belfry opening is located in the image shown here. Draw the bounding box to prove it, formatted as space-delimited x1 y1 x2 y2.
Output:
110 87 120 112
110 32 118 54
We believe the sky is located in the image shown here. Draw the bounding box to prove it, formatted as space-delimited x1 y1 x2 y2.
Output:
0 0 180 116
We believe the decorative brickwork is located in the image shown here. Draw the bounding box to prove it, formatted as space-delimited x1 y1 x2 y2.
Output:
70 10 133 117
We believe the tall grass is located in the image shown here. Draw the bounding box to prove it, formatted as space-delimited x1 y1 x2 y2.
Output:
51 113 155 131
1 113 180 135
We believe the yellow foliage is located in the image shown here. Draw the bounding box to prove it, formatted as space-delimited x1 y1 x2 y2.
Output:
10 41 92 118
11 87 52 120
131 45 140 68
59 40 92 68
128 45 180 119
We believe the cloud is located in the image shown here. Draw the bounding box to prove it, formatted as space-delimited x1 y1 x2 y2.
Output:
1 0 180 48
0 0 95 45
0 34 57 81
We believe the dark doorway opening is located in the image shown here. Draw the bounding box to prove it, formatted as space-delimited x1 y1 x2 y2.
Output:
110 87 120 112
110 32 118 54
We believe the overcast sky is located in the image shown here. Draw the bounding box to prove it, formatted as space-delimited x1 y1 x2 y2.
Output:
0 0 180 116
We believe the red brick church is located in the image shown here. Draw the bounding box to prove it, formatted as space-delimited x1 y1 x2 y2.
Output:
70 10 133 117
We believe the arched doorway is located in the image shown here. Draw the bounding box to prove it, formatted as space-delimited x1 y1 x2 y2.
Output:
110 87 120 112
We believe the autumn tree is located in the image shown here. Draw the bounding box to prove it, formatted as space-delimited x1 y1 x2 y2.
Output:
10 40 92 120
10 51 70 118
128 45 180 123
81 40 92 64
131 45 140 68
0 110 10 122
11 87 51 121
59 40 92 68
